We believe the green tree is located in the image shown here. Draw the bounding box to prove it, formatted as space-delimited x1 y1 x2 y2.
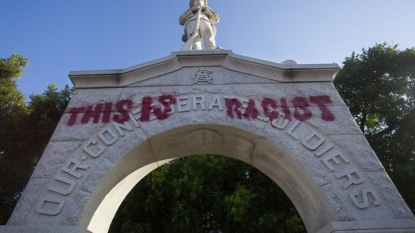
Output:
24 84 73 157
0 54 73 224
110 155 305 233
0 54 29 223
0 54 29 154
334 43 415 213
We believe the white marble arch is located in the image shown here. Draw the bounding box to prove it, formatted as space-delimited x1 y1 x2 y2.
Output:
2 51 415 233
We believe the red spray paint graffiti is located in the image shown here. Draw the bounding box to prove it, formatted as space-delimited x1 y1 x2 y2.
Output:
65 94 335 127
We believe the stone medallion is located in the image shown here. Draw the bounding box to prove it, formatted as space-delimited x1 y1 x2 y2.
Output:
185 129 224 151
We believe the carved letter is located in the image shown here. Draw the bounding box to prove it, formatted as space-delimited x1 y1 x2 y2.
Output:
350 188 381 209
37 198 64 216
113 121 133 136
193 95 206 110
177 96 191 112
335 168 365 189
322 152 350 172
257 107 269 122
301 131 325 151
48 176 76 195
208 95 223 110
271 113 290 129
98 127 118 145
315 144 334 157
83 139 105 158
129 107 141 127
286 120 301 140
62 159 89 179
239 98 249 113
128 113 140 128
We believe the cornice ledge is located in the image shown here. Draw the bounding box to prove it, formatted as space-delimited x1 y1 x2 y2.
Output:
224 52 340 82
69 50 340 88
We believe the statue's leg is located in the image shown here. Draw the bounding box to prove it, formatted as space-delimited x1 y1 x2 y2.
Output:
192 40 202 50
186 21 202 50
199 20 217 50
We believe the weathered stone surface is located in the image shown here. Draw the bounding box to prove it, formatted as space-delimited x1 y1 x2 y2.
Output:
51 114 108 141
366 171 414 219
65 88 123 110
319 172 410 221
31 142 83 179
282 82 344 106
79 159 113 194
60 190 91 226
7 179 50 225
320 183 354 221
0 225 84 233
307 106 362 135
259 123 305 157
317 219 415 233
296 152 334 187
330 134 384 172
185 129 224 151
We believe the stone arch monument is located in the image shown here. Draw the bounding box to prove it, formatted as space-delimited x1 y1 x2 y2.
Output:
2 50 415 233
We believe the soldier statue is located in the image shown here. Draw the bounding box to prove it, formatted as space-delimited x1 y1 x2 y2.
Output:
179 0 220 50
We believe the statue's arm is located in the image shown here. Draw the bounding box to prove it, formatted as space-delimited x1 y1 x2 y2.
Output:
204 7 220 24
179 9 192 25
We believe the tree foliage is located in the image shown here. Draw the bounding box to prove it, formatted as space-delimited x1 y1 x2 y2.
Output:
0 54 29 154
0 54 29 223
0 54 73 224
334 43 415 213
110 155 305 233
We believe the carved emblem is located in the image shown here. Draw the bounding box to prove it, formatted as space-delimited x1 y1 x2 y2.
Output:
192 67 213 84
185 129 224 151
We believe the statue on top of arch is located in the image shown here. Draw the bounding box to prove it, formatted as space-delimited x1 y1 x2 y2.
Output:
179 0 221 51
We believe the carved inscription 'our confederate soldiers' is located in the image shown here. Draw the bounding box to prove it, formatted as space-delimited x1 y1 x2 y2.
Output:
179 0 221 50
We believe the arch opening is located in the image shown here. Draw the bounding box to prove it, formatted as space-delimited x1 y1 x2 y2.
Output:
84 124 336 233
108 154 306 233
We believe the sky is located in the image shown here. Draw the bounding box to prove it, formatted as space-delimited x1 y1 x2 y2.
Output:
1 0 415 98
